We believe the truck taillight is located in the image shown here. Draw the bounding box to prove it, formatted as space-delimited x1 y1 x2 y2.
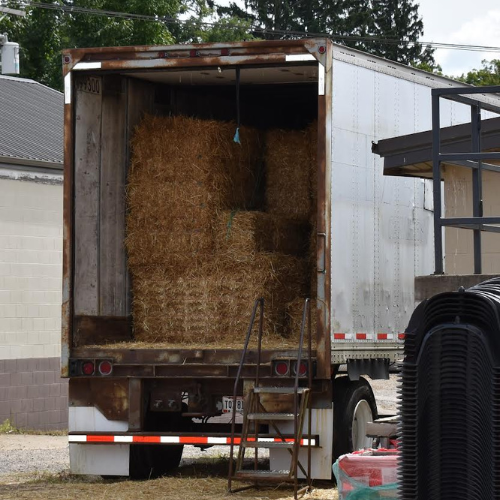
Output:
82 361 95 375
98 360 113 376
274 360 290 376
293 361 308 377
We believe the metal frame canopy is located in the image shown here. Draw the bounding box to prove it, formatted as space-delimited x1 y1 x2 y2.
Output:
432 86 500 275
373 86 500 276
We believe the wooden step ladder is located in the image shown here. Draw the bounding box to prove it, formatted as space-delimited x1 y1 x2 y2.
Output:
228 298 313 499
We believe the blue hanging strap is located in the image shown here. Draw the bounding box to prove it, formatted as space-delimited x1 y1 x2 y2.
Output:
234 67 241 144
226 210 238 240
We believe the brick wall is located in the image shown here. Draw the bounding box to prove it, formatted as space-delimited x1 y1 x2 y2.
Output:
0 175 67 430
0 357 67 430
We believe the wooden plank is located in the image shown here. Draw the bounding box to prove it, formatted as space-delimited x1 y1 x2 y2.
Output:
124 78 155 315
74 75 102 316
73 315 132 347
100 76 128 316
127 78 155 131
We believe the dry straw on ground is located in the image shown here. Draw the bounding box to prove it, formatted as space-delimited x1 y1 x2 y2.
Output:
0 467 337 500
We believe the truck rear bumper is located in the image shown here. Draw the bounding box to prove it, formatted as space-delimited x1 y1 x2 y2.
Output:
69 406 130 475
69 443 130 476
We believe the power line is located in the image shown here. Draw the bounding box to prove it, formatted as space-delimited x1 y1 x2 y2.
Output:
13 1 500 54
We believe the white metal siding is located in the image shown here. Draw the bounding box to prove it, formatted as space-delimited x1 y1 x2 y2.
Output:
329 58 474 359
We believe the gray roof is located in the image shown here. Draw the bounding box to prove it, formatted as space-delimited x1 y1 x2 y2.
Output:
0 75 63 168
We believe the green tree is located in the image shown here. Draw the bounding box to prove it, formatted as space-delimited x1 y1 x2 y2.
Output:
459 59 500 86
64 0 181 49
170 1 255 43
0 0 191 90
223 0 436 67
369 0 435 66
0 1 64 89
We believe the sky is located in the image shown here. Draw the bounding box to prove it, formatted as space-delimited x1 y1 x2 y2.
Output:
216 0 500 77
417 0 500 76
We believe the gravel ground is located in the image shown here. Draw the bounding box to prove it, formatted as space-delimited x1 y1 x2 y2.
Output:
0 437 256 479
0 436 68 477
369 374 399 415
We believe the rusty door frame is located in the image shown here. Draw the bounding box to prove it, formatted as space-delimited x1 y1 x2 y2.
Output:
61 38 332 380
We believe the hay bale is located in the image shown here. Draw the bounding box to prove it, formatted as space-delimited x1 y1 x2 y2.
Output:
129 114 261 209
127 179 221 229
217 254 308 339
265 128 312 221
126 226 214 267
131 254 307 346
214 210 308 260
131 264 220 344
284 297 318 345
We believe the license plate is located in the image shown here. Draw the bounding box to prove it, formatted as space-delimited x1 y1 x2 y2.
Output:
222 396 244 414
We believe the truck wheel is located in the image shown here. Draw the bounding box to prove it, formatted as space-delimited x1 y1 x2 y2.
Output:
333 376 377 460
129 443 183 479
129 406 188 479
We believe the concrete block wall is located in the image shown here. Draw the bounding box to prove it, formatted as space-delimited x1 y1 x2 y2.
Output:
0 176 67 430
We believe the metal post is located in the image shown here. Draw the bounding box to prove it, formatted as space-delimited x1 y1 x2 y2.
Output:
471 105 483 274
432 92 444 274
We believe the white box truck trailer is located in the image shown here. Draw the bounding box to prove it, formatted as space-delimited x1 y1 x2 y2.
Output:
62 39 478 480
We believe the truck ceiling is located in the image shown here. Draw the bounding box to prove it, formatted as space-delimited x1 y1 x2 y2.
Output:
121 64 318 86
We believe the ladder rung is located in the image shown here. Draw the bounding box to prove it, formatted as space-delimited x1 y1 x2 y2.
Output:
242 441 294 449
253 387 309 394
246 412 295 421
233 470 292 481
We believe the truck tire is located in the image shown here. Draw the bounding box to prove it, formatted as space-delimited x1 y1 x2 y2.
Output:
129 406 189 479
333 376 377 460
129 443 183 479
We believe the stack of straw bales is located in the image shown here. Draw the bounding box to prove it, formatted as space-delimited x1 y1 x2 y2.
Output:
126 115 260 268
265 122 319 339
127 115 316 347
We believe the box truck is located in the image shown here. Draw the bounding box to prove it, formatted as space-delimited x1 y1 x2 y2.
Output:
62 38 475 480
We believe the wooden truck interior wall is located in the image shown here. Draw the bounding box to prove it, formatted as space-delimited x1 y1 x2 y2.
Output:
72 72 318 348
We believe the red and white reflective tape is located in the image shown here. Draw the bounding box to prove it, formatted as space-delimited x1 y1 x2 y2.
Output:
332 333 396 341
68 435 317 446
